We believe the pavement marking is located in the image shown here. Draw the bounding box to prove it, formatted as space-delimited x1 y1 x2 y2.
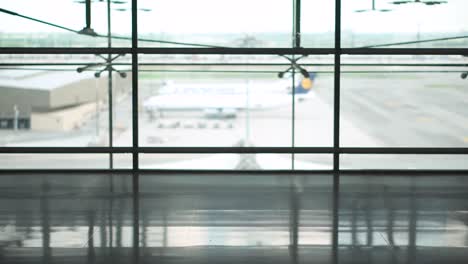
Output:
416 116 433 123
384 101 399 108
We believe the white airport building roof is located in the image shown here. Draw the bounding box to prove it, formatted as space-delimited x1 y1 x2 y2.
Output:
0 69 95 90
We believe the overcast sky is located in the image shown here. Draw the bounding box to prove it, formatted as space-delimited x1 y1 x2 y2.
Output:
0 0 467 34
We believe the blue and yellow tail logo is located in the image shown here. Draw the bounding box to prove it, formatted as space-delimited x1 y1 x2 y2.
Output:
294 72 316 94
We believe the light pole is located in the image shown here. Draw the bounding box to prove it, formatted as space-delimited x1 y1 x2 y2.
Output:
95 78 100 138
74 0 148 168
238 36 261 146
245 79 250 145
13 105 19 131
75 1 130 147
77 0 98 36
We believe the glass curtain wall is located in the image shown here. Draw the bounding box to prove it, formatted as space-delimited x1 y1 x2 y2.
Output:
0 0 468 264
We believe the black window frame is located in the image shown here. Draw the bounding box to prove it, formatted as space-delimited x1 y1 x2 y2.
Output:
0 0 466 173
1 2 468 263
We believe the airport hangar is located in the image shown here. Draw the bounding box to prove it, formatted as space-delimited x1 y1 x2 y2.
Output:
0 69 131 131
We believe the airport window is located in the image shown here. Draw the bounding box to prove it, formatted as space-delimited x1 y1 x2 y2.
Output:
0 1 468 263
1 0 466 170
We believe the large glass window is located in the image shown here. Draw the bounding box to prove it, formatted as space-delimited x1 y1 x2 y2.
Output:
0 0 466 170
1 1 467 264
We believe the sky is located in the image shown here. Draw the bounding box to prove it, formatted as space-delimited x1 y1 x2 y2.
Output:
0 0 467 34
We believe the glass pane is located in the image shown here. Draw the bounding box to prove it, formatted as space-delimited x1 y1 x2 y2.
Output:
340 55 468 147
341 154 468 170
141 154 333 170
0 154 111 169
0 54 132 147
140 154 251 170
0 174 133 263
138 0 292 47
139 174 332 262
138 54 302 147
140 153 286 170
0 0 131 47
342 0 468 48
293 55 334 147
114 153 133 169
339 174 468 264
301 0 335 47
294 154 333 170
0 154 132 170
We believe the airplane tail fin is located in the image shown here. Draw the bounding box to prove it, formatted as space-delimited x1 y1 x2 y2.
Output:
294 72 316 94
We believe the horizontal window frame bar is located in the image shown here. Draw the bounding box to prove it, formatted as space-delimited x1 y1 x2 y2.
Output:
138 48 335 55
0 48 133 54
342 48 468 56
139 48 468 55
0 147 467 154
339 170 468 175
137 147 334 154
0 169 466 175
0 63 133 66
0 169 134 174
1 47 468 55
339 147 468 155
0 147 333 154
1 63 467 67
137 70 465 74
0 47 333 55
0 169 333 175
1 68 465 74
0 147 132 153
138 63 468 67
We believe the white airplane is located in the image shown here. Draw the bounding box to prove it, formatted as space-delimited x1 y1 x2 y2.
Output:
143 73 317 119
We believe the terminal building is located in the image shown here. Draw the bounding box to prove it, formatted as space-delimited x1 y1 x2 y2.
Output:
0 69 131 131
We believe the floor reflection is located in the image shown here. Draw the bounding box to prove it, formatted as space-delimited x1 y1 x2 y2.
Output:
138 175 332 264
0 174 467 263
339 175 468 264
0 174 132 264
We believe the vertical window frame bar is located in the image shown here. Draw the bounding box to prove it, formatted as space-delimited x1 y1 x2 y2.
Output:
332 0 342 263
131 0 140 262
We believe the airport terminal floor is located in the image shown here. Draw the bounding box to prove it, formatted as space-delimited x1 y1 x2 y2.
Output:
1 172 467 264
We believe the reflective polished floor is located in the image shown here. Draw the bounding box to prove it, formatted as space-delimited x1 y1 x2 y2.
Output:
0 173 467 263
